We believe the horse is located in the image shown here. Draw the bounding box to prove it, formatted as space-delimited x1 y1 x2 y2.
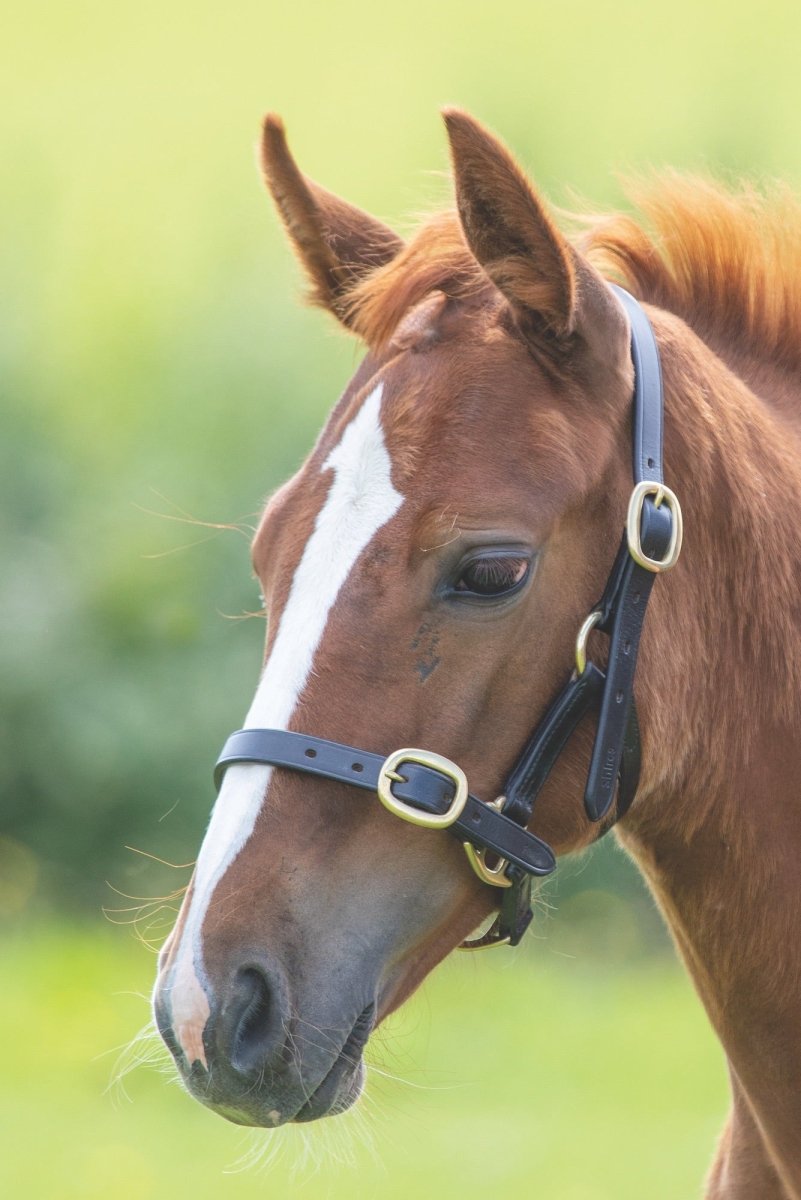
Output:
153 109 801 1197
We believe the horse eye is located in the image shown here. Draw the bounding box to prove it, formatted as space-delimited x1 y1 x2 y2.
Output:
453 553 531 598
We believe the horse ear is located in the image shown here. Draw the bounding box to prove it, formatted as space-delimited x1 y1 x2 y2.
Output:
442 108 617 356
260 115 404 328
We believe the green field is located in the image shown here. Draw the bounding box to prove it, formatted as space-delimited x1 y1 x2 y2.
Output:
1 924 726 1200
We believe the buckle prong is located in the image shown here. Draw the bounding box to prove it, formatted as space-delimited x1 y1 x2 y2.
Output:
377 749 468 829
626 480 683 573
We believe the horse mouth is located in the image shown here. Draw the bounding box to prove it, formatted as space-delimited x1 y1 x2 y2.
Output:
293 1002 375 1123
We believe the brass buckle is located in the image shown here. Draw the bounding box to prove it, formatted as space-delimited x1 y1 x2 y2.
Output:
626 481 683 573
377 748 468 829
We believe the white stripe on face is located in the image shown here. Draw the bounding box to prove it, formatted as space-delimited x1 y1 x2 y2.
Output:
163 383 403 1064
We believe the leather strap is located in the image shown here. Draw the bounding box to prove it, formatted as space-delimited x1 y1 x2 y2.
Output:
582 287 672 820
618 283 665 485
500 287 670 829
501 659 642 829
502 663 605 827
583 512 670 820
215 728 556 876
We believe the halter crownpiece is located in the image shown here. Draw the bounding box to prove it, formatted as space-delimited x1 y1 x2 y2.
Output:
214 286 682 950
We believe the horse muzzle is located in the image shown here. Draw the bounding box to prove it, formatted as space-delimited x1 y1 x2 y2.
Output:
153 949 375 1126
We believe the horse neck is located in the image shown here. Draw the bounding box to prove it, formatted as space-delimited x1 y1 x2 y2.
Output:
619 311 801 1194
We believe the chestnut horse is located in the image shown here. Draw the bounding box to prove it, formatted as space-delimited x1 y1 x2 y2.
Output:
154 110 801 1197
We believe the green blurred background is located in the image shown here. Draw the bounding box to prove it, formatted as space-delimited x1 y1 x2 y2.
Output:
4 0 800 1194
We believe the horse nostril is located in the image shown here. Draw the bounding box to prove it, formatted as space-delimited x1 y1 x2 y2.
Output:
227 965 282 1077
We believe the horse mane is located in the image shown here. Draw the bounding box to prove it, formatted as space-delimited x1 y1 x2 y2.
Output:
342 173 801 372
581 173 801 372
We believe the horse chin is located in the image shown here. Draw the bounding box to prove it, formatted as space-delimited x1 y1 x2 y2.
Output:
176 998 374 1129
181 1052 366 1128
291 1000 372 1123
293 1056 366 1123
203 1057 366 1128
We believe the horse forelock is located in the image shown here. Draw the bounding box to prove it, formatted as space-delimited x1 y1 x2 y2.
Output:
336 174 801 382
342 211 493 347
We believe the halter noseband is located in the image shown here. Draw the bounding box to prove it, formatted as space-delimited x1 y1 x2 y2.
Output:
214 286 683 950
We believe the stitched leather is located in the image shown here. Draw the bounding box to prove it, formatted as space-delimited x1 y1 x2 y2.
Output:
615 283 665 484
617 700 641 820
584 507 672 820
501 659 642 829
580 283 675 822
502 663 605 827
501 868 533 944
215 728 556 876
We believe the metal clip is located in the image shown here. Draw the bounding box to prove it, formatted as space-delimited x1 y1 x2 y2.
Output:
461 795 513 888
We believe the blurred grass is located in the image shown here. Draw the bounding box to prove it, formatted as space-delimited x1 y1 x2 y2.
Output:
0 923 726 1200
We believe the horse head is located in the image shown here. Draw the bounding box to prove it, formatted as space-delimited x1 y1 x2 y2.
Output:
153 110 644 1126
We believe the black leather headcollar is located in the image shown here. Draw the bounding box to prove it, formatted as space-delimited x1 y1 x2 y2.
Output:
214 286 682 950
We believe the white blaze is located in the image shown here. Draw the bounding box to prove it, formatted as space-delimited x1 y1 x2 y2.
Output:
165 383 403 1060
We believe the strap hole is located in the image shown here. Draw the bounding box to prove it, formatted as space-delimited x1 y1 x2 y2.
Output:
616 690 624 704
623 639 631 654
351 762 364 773
647 456 655 468
304 748 317 758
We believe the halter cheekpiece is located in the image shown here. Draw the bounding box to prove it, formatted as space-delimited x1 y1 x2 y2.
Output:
214 286 683 950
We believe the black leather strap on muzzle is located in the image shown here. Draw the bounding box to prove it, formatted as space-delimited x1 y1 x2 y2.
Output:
214 729 556 877
213 286 680 949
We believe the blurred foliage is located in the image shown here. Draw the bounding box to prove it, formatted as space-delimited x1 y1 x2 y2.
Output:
0 923 727 1199
3 0 801 926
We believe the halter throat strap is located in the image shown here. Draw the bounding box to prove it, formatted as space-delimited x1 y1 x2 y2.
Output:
213 286 681 949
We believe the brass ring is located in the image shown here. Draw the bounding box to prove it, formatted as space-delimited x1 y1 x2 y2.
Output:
575 610 603 676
